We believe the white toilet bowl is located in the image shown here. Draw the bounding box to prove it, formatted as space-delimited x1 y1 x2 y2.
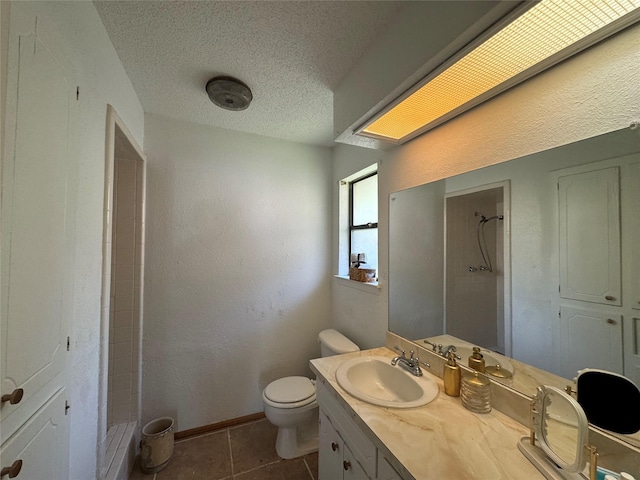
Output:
262 329 359 459
262 376 318 459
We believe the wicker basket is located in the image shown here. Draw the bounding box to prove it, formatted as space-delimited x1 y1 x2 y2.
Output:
349 267 376 283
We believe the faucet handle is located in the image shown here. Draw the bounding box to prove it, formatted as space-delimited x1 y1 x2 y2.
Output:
393 346 406 357
415 356 430 369
411 355 431 368
423 339 439 351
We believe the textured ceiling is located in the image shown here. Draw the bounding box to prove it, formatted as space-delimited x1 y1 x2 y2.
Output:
95 1 407 146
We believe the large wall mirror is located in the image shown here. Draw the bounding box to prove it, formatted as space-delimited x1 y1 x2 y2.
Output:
389 126 640 447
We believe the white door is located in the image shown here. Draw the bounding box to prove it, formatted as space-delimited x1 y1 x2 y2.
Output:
630 162 640 311
559 306 623 379
558 167 621 306
0 389 69 479
1 11 75 476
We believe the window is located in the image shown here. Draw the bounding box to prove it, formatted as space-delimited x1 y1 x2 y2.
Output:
349 172 378 274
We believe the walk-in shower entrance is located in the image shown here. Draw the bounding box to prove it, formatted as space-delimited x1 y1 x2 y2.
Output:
445 182 511 356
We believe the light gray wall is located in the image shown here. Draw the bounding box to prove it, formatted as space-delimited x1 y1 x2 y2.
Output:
143 114 333 431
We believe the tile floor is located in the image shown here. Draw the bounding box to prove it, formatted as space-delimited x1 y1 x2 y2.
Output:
129 418 318 480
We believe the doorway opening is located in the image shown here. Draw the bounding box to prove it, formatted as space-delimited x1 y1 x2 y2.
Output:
444 182 511 356
98 105 146 479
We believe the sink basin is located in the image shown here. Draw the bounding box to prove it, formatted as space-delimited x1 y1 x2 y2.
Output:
335 356 439 408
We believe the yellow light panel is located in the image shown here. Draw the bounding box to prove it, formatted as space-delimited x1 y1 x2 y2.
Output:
361 0 640 142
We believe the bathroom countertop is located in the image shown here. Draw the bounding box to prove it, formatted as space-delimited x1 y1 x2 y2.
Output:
310 347 544 480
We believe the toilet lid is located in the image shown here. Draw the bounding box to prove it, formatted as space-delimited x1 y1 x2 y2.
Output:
264 376 315 404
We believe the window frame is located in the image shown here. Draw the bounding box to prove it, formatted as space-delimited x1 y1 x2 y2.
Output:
348 171 378 270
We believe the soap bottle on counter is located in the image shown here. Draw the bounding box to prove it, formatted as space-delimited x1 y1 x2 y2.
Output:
468 346 486 373
443 350 461 397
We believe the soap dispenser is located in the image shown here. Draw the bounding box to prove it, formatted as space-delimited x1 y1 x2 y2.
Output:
443 351 461 397
468 347 486 373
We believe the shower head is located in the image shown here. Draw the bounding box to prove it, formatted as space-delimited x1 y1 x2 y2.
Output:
476 211 504 224
475 211 487 221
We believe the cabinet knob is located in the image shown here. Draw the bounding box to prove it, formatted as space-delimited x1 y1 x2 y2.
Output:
343 461 351 471
605 295 616 301
606 319 617 325
1 388 24 405
331 442 339 452
1 459 22 478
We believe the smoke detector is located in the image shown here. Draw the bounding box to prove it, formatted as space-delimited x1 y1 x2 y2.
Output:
206 76 252 111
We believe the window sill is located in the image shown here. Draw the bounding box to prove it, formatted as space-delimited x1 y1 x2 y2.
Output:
334 275 381 294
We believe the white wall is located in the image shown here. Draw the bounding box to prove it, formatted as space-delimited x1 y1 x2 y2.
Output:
143 114 332 431
2 3 144 478
332 22 640 350
331 144 386 349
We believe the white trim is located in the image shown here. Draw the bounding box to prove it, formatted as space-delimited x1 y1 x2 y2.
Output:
98 105 146 480
334 275 381 294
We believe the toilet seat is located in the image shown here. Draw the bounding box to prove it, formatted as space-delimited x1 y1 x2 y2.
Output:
263 376 316 409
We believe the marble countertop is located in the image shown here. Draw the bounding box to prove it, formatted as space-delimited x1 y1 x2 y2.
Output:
310 347 544 480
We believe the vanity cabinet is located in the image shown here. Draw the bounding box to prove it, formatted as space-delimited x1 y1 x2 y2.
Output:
317 381 404 480
319 411 368 480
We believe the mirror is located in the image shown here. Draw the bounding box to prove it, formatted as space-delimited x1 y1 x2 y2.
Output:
538 386 588 472
519 385 593 480
388 127 640 447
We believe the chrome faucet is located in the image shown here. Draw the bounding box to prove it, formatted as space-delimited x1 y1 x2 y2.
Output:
441 345 457 358
423 339 442 353
391 347 429 376
423 340 461 359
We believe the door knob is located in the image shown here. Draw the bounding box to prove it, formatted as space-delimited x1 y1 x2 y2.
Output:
1 388 24 405
331 442 338 451
1 459 22 478
343 460 351 471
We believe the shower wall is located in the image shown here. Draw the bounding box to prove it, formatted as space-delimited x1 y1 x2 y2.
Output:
108 152 145 428
445 187 504 352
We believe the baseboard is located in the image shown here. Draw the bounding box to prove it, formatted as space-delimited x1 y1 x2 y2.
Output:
174 412 266 440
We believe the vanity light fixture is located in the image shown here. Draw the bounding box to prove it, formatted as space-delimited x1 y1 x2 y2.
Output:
356 0 640 144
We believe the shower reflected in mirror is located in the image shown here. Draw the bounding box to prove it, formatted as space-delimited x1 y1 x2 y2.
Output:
445 184 509 355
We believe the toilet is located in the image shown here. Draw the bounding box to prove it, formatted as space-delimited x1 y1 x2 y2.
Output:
262 329 359 459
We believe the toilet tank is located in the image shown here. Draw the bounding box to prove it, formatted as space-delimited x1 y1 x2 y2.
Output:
318 329 359 357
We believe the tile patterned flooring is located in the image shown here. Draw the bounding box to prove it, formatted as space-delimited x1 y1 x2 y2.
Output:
129 418 318 480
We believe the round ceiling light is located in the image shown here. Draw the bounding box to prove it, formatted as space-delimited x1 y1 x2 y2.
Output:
206 76 253 111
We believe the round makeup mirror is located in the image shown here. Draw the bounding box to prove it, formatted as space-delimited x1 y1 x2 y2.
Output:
536 386 589 472
519 385 597 480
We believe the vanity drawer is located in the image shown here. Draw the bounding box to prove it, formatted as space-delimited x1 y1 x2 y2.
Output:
317 381 377 478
